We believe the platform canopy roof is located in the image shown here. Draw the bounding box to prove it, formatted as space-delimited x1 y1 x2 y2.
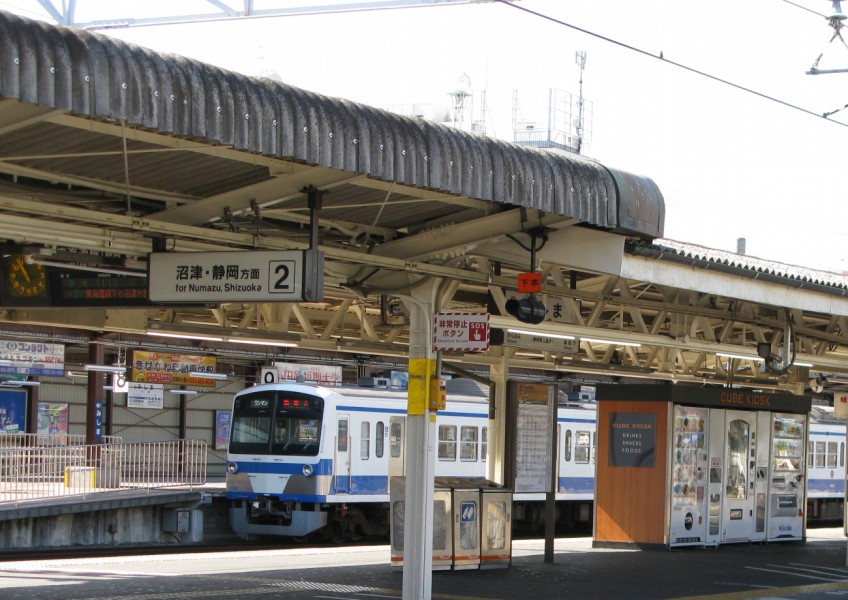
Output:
2 11 848 397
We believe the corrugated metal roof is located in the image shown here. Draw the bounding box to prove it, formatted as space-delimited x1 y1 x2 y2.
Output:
0 10 664 238
644 239 848 291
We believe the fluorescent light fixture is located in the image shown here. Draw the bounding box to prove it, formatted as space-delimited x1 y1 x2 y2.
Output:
0 380 40 387
147 331 224 342
793 362 814 368
716 352 765 362
65 370 88 378
84 364 127 373
102 385 114 391
507 328 576 341
27 257 147 278
170 389 198 395
189 371 228 380
228 338 297 347
581 337 642 348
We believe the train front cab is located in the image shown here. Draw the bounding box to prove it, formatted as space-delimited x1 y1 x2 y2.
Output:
593 385 811 549
226 384 333 538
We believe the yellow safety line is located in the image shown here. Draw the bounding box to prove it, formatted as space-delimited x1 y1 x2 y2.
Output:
673 579 848 599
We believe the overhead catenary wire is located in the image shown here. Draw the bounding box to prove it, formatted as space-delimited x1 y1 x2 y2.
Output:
493 0 848 126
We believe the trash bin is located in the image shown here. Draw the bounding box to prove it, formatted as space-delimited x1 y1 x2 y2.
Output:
389 476 512 570
390 476 453 569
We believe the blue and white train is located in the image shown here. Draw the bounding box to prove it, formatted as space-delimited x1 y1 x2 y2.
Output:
225 381 845 541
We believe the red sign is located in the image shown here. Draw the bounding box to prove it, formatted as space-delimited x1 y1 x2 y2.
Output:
433 312 490 352
517 272 541 293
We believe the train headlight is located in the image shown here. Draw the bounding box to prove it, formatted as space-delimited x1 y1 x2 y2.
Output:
227 462 239 474
302 464 314 477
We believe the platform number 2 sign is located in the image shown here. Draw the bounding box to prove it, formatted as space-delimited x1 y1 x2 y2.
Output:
268 260 296 294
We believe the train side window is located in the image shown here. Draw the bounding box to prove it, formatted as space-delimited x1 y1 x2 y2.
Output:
361 421 370 460
460 426 478 461
376 421 385 459
807 441 814 469
575 431 590 463
438 425 457 461
592 431 597 463
842 442 845 468
564 430 572 462
338 419 349 453
390 421 402 458
816 441 826 467
827 441 838 468
481 427 487 462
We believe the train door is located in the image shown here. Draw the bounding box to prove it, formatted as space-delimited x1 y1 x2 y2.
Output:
722 410 757 542
335 414 351 494
388 416 406 478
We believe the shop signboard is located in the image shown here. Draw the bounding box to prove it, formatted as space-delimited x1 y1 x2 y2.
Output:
132 350 218 387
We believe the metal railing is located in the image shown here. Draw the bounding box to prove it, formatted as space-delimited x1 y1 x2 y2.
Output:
0 439 207 506
0 433 122 448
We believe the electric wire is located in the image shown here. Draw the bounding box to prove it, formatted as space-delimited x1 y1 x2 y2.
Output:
493 0 848 128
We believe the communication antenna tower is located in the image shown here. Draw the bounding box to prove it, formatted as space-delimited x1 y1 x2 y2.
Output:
575 51 587 154
449 73 472 128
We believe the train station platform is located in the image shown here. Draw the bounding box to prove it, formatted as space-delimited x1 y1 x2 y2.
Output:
0 481 236 552
1 528 847 599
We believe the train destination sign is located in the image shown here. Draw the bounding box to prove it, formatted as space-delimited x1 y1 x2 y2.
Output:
148 250 324 303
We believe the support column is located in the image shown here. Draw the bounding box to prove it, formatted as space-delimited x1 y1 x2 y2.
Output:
487 347 511 485
85 342 104 446
402 280 440 600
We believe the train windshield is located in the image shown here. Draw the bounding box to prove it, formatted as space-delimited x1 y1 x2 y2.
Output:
229 391 323 456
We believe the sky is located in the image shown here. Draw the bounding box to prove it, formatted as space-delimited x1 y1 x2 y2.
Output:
3 0 848 273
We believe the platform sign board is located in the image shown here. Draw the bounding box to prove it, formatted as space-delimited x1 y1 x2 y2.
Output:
262 362 342 387
497 329 579 354
127 383 164 409
148 249 324 303
433 312 489 352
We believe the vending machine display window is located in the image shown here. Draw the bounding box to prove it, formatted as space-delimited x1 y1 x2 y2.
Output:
772 417 804 473
672 408 705 506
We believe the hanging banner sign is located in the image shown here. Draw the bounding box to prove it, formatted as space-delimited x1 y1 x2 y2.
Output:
132 350 217 387
262 362 342 387
0 340 65 377
433 312 490 352
147 249 323 303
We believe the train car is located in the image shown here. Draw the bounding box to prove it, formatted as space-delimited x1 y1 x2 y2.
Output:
225 380 596 540
225 381 842 541
807 406 846 522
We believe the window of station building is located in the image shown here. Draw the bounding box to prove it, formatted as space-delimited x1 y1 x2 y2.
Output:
361 421 370 460
376 421 385 459
481 426 488 462
564 429 573 462
574 431 591 463
438 425 457 461
460 426 478 461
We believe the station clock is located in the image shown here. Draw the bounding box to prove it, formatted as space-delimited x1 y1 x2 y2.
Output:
2 255 48 299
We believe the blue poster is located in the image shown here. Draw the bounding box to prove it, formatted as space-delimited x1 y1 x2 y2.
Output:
0 388 27 433
215 410 231 450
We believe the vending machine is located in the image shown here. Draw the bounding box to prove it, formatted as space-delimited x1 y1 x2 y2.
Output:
767 414 806 541
668 406 709 547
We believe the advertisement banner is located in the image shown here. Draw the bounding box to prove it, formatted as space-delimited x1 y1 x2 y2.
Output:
215 410 231 450
0 388 26 433
0 340 65 377
264 362 342 387
132 350 217 387
37 402 69 443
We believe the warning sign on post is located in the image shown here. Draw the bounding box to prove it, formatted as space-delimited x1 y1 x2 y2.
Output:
433 312 489 352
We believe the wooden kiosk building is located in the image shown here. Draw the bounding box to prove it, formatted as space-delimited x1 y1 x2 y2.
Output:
594 384 811 548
